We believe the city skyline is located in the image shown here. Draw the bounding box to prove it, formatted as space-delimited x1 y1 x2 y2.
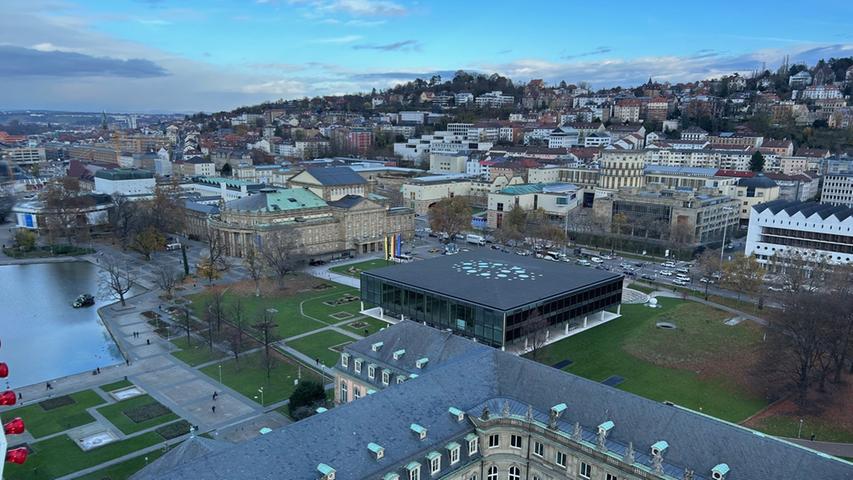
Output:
1 0 852 112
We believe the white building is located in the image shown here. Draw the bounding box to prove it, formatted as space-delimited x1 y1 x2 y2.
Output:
487 182 580 229
93 169 156 199
474 91 515 108
454 92 473 105
799 85 843 100
746 200 853 266
820 173 853 207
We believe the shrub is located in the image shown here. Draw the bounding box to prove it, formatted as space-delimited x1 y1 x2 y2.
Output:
125 402 171 423
156 420 192 440
40 395 75 411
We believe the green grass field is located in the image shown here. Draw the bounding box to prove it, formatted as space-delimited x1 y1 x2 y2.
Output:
99 380 133 392
76 448 168 480
287 330 354 367
200 351 325 405
170 337 228 366
2 390 104 438
187 282 362 339
529 298 767 423
750 415 853 444
97 395 178 435
4 432 163 480
328 259 393 278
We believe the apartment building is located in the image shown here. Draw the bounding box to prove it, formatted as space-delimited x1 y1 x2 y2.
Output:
820 173 853 207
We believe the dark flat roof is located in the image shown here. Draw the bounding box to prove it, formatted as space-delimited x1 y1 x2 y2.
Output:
364 250 622 311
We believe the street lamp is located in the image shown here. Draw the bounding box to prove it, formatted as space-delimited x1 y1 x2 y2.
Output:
218 364 222 385
257 387 264 407
719 207 735 269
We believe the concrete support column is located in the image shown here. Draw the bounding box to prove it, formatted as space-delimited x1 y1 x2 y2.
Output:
584 316 588 328
617 304 621 315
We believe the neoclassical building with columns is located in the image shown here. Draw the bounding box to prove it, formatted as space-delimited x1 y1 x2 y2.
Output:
207 187 414 260
138 321 852 480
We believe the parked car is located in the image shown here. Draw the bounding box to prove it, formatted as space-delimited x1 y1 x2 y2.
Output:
659 270 673 276
590 257 604 264
672 278 689 286
309 259 327 266
641 274 654 280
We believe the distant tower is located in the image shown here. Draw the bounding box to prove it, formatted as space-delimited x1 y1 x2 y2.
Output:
101 111 109 131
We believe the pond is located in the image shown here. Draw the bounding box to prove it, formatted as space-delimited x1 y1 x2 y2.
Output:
0 261 126 389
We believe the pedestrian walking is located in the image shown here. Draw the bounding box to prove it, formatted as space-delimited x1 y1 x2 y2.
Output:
810 434 816 441
146 338 151 345
315 357 320 366
17 392 22 401
211 405 216 414
212 391 218 401
96 367 100 374
125 359 130 366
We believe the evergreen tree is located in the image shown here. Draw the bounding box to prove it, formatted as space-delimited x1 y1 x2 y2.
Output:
749 151 765 172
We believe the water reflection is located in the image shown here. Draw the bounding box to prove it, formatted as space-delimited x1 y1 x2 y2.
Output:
0 262 127 388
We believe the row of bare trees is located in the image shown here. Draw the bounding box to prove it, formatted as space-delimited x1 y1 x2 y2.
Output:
757 252 853 409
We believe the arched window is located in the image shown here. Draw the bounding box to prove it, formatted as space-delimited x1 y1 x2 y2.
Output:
508 466 521 480
487 466 498 480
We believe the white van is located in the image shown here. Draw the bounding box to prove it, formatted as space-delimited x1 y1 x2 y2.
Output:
165 242 182 251
465 234 486 246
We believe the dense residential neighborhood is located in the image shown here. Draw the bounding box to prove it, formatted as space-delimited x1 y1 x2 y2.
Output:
0 2 852 478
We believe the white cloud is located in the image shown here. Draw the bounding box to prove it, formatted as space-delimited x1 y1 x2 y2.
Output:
311 34 363 44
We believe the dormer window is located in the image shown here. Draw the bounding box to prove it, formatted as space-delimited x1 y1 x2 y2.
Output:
426 451 441 475
711 463 730 480
396 375 406 384
381 369 390 385
317 463 336 480
354 358 362 374
371 341 383 352
405 462 421 480
367 364 376 380
466 433 478 455
416 357 429 369
446 442 460 464
651 440 669 457
340 352 349 368
410 423 427 440
448 407 465 422
383 474 400 480
393 349 405 360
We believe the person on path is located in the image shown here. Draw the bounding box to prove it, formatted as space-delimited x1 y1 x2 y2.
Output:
211 405 216 414
212 391 218 401
146 338 151 345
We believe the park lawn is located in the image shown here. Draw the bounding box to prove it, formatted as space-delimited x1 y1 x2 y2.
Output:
4 432 163 480
626 283 656 294
329 259 393 278
529 298 767 423
2 390 104 438
170 337 228 367
76 448 168 480
340 316 390 336
100 379 133 392
200 351 325 406
288 330 354 367
187 283 361 338
751 415 853 444
97 395 178 435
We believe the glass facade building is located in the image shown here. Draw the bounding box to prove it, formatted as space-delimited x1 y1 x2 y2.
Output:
361 253 623 348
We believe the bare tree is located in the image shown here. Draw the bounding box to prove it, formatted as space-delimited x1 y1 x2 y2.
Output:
41 177 92 246
243 245 265 297
230 298 245 363
524 309 549 360
181 306 193 347
210 289 226 333
100 255 135 306
262 230 299 289
428 196 471 241
110 194 138 250
154 265 180 297
204 304 216 352
721 254 764 303
253 308 279 379
693 249 718 300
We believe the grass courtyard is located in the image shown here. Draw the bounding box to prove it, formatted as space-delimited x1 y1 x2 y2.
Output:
288 330 355 367
328 259 393 278
187 277 365 339
4 432 164 480
96 394 179 435
2 390 105 438
170 337 228 367
529 297 767 423
200 351 325 406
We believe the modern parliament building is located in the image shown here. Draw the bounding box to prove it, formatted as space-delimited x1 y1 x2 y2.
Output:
360 251 624 348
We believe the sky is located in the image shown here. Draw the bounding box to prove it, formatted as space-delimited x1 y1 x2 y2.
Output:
1 0 853 113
